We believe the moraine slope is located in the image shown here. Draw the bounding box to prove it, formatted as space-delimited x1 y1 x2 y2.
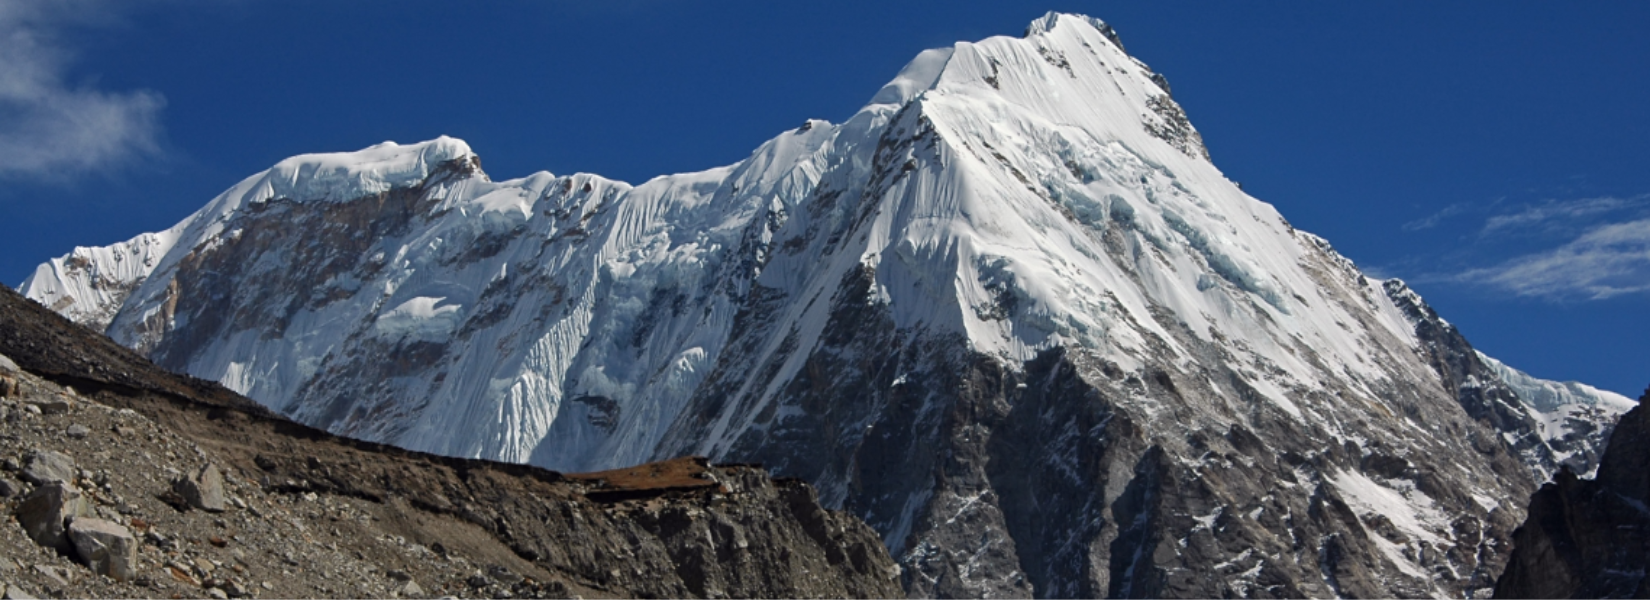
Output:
0 283 902 599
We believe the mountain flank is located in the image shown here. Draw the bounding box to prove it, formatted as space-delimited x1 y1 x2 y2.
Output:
0 284 901 599
18 12 1638 598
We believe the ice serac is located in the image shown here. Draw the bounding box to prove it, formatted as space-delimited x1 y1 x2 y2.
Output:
20 12 1631 598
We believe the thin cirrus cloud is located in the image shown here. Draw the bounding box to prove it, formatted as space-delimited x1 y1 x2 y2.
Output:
1454 218 1650 300
1480 195 1646 236
0 0 165 183
1416 194 1650 301
1400 202 1474 232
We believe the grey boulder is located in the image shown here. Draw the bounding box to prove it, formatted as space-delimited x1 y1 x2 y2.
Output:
21 451 74 486
15 481 89 552
172 463 225 512
67 517 137 581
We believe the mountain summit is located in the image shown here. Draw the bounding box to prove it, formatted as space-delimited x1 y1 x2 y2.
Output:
21 12 1633 597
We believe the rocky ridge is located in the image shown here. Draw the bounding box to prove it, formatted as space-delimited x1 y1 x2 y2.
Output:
1494 389 1650 599
0 284 901 599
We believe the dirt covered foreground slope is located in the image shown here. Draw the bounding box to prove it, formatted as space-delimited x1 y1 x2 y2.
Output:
0 284 902 599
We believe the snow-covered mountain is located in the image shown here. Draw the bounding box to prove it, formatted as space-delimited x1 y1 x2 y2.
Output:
21 13 1634 598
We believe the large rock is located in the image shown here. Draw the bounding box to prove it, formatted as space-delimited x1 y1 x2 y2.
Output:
15 481 90 552
1494 388 1650 598
20 451 74 486
67 517 137 581
172 463 225 512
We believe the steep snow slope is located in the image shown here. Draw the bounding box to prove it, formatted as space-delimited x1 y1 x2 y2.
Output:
22 13 1630 598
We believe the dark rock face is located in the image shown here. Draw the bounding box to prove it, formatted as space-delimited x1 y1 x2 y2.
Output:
1494 391 1650 599
0 284 903 599
1382 280 1565 479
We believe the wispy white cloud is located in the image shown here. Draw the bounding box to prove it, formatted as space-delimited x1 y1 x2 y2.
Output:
1453 218 1650 300
1401 202 1473 231
1480 195 1647 235
1398 194 1650 300
0 0 165 182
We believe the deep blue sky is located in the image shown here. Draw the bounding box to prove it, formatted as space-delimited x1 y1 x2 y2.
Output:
2 1 1646 396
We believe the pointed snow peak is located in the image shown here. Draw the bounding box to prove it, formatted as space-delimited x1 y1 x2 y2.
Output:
1024 12 1126 52
1020 12 1177 101
881 12 1205 162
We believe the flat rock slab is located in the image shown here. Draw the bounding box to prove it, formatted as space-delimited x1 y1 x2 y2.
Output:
68 517 137 582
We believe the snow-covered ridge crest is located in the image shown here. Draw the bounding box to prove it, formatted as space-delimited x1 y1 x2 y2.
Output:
228 136 477 207
1477 350 1635 474
1477 351 1634 414
18 136 481 336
